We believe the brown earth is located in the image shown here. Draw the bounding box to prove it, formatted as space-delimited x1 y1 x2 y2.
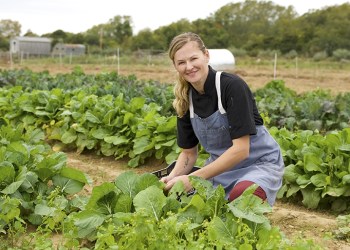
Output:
3 61 350 249
5 60 349 94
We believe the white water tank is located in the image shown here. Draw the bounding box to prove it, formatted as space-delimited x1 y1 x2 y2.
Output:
208 49 235 71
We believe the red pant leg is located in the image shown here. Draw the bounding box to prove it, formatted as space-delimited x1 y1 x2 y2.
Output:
228 180 267 202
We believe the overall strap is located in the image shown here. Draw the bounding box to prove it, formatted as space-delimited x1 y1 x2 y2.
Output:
215 71 226 114
189 89 194 118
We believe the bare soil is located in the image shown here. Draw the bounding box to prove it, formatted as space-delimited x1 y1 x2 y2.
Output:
6 60 350 94
3 61 350 249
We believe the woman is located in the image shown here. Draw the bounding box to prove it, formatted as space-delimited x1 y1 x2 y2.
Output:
161 32 284 206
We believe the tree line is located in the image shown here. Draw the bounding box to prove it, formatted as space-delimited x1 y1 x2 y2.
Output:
1 0 350 59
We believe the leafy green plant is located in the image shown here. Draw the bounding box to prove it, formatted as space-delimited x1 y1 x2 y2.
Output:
334 214 350 242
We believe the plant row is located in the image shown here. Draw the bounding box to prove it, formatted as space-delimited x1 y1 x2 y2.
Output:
0 122 324 249
1 69 349 132
1 85 350 212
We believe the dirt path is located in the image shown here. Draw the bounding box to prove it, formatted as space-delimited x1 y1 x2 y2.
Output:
65 151 350 250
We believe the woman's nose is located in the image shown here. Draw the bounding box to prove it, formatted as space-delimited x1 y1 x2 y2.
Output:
185 61 193 70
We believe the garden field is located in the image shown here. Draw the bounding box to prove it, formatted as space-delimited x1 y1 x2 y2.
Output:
0 58 350 249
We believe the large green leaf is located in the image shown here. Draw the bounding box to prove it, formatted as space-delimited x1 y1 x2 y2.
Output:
133 185 166 221
34 204 56 216
228 187 271 224
73 210 106 239
207 215 238 246
86 182 119 211
114 171 138 197
61 129 77 144
0 163 15 185
60 167 91 184
301 187 321 209
52 175 85 194
323 186 347 197
104 135 129 145
1 180 24 194
310 173 329 187
132 136 155 155
85 111 101 124
304 154 322 172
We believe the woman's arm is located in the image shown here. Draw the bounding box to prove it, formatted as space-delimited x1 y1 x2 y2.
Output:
190 135 250 179
169 146 198 178
161 145 198 190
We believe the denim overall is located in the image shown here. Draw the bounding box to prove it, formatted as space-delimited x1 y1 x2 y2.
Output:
189 72 284 205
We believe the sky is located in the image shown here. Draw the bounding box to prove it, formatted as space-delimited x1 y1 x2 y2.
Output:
1 0 349 36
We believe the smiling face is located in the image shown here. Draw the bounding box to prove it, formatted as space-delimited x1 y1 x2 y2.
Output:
173 41 210 91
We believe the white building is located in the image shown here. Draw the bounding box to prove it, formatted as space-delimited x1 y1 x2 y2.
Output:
208 49 235 71
10 36 52 56
52 43 86 56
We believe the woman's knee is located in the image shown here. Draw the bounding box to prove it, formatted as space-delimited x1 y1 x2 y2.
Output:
228 180 267 202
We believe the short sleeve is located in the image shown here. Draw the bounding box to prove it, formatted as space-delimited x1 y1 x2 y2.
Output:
222 75 259 139
176 111 199 149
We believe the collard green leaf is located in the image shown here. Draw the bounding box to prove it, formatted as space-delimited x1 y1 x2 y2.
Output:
338 144 350 152
207 215 237 244
303 154 322 172
133 185 166 221
61 129 77 144
104 135 129 145
156 116 176 133
206 185 227 217
60 167 91 185
73 210 106 239
301 187 321 209
286 184 301 197
177 194 206 223
310 173 329 187
91 127 111 140
129 97 145 112
257 227 283 249
342 174 350 184
52 175 85 195
114 193 133 213
228 185 272 224
0 163 15 185
86 182 119 211
283 164 302 183
85 111 101 124
134 173 163 194
114 171 138 197
296 174 312 188
34 204 56 216
1 180 24 194
132 136 155 155
323 186 347 197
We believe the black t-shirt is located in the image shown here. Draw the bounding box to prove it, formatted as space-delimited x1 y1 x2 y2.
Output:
177 66 263 149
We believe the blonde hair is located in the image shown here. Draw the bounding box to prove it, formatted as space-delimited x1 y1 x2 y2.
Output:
168 32 207 118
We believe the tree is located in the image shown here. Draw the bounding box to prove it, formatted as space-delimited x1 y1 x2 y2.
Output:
23 29 38 37
153 19 194 51
212 0 298 52
192 18 230 49
0 19 21 38
298 3 350 55
130 29 162 51
104 15 133 47
0 19 21 50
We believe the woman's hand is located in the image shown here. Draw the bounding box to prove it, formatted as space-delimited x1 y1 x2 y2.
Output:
162 175 193 193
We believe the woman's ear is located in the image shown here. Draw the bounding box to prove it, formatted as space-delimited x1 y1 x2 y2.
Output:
205 49 210 62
